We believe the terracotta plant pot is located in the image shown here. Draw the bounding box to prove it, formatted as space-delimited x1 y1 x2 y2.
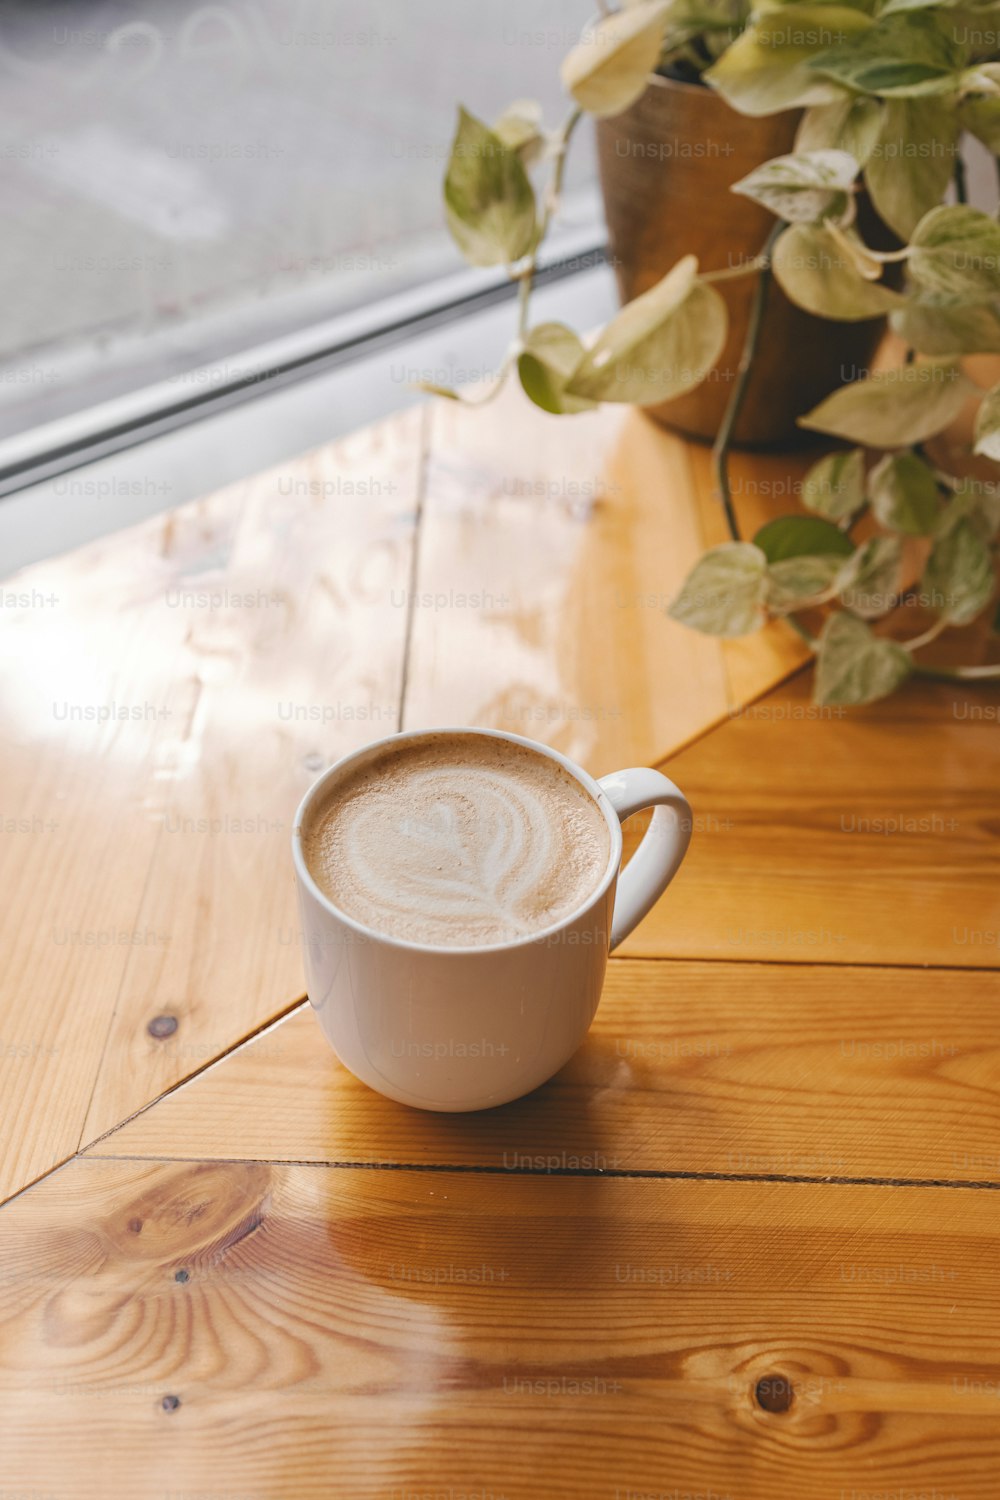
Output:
595 75 892 448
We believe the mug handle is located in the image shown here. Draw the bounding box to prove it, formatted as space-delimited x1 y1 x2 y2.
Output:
597 768 692 952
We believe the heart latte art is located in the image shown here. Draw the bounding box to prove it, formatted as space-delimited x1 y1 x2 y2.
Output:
303 735 612 947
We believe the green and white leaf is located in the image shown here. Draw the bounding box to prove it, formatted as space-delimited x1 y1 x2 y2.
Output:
753 0 879 14
801 447 867 519
908 205 1000 303
879 0 963 16
444 108 536 267
516 324 596 415
864 98 957 238
773 222 906 318
836 535 904 617
668 542 769 636
922 518 996 623
566 256 728 404
492 99 545 164
561 0 670 117
891 298 1000 355
964 62 1000 87
973 383 1000 461
731 149 858 223
795 95 883 164
960 95 1000 153
766 553 845 610
705 6 871 116
824 220 886 280
815 611 913 704
799 360 975 444
809 13 964 97
753 514 856 561
938 480 1000 543
867 451 941 533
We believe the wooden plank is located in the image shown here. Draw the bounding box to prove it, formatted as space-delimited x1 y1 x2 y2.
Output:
0 409 423 1202
620 669 1000 966
79 411 423 1148
0 482 229 1203
2 1157 1000 1499
89 959 1000 1184
404 383 808 778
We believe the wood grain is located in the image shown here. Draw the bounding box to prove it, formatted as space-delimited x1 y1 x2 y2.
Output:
3 1157 1000 1499
80 414 423 1150
404 384 806 778
619 669 1000 966
89 959 1000 1184
0 409 422 1203
0 390 827 1206
2 330 997 1500
0 488 209 1204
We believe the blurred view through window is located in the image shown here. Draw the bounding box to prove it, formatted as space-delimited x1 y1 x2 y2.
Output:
0 0 597 438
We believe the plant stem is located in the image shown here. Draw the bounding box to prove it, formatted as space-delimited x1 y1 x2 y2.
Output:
863 245 913 264
455 363 513 407
700 258 768 283
711 220 785 543
954 153 968 205
517 271 532 338
513 107 582 337
778 611 1000 680
901 616 949 652
543 108 582 236
913 660 1000 681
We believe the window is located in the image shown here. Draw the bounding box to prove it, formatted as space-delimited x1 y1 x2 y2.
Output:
0 0 599 446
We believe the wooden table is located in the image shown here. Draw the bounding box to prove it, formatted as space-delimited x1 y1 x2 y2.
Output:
1 385 998 1499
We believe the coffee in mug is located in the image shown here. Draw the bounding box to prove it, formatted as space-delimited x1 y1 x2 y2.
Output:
301 732 612 949
293 727 692 1110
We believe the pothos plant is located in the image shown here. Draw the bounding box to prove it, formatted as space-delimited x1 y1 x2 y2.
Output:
429 0 1000 704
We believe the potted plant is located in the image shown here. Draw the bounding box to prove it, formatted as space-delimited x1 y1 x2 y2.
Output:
428 0 1000 704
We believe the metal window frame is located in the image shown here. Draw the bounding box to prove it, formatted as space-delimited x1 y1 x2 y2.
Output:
2 255 618 575
0 224 607 499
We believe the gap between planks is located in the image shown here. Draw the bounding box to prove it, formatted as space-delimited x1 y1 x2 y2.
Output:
30 1152 1000 1193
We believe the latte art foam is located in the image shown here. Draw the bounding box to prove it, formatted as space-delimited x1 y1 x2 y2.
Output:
303 734 612 947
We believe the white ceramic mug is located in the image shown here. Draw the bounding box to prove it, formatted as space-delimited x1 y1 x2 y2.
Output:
292 727 692 1111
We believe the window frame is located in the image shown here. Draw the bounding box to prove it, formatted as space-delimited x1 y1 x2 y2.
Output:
0 221 607 500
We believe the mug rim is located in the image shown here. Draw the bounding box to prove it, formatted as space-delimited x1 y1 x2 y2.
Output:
291 725 624 957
